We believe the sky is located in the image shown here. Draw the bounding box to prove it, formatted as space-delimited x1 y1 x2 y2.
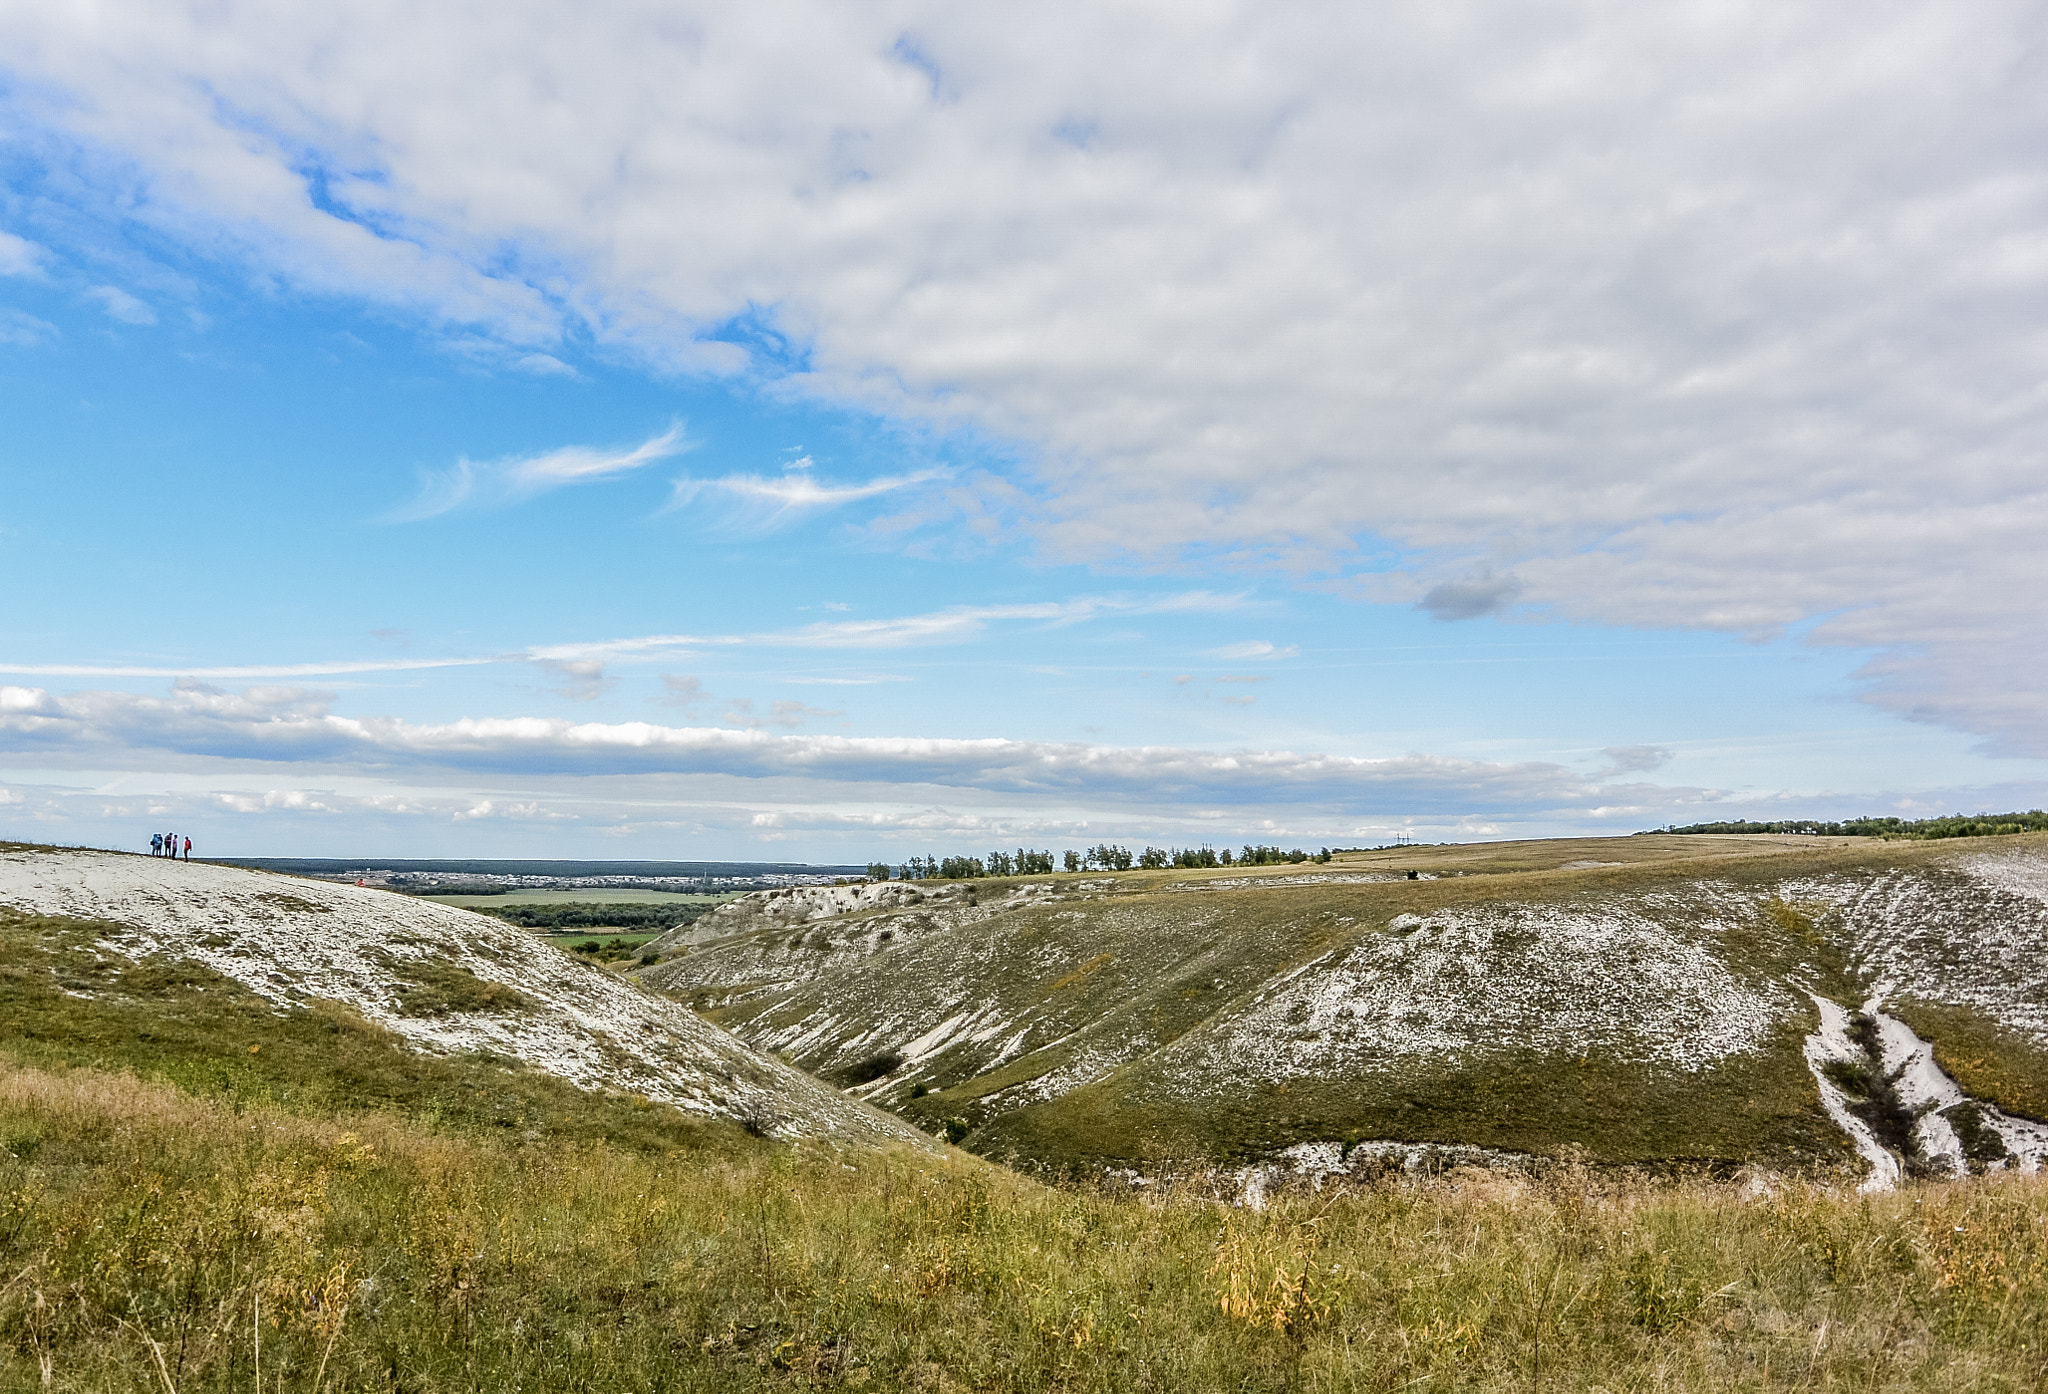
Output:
4 1 2048 861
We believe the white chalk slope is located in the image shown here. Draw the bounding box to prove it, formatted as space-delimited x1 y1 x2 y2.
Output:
654 845 2048 1189
0 848 929 1149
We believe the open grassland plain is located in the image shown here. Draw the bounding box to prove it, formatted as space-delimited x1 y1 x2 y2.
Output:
642 836 2048 1183
6 1063 2048 1392
0 846 926 1149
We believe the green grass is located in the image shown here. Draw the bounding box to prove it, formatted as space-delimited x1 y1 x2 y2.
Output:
6 1061 2048 1391
0 906 748 1155
546 931 664 962
376 952 538 1018
1890 998 2048 1123
965 1024 1851 1178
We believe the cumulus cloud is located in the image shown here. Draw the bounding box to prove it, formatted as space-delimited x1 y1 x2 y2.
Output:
391 425 688 520
7 5 2048 747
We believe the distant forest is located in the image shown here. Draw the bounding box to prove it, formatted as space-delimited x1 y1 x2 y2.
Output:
1656 811 2048 840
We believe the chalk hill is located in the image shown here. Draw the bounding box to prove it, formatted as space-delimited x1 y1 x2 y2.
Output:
641 835 2048 1184
0 845 927 1150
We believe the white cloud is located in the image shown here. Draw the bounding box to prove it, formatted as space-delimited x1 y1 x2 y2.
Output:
0 230 44 276
536 658 612 701
782 675 909 686
719 698 845 730
83 284 155 325
6 5 2048 747
668 466 945 523
512 352 579 377
1594 745 1674 778
529 593 1241 660
0 680 1678 817
658 674 705 706
0 308 57 346
391 425 688 520
1205 641 1297 661
0 593 1232 689
0 656 504 678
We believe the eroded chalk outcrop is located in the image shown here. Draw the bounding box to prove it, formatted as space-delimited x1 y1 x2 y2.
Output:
0 848 932 1150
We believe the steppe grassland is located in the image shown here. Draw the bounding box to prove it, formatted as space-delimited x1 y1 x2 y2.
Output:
8 1062 2048 1392
5 841 2048 1388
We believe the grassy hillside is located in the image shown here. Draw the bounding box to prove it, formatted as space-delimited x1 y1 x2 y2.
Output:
0 847 927 1149
0 904 753 1153
643 836 2048 1175
7 1058 2048 1391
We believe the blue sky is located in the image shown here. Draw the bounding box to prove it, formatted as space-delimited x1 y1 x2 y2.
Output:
4 2 2048 859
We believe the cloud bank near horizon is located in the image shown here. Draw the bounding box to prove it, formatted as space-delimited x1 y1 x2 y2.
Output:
0 682 1669 818
9 680 2042 856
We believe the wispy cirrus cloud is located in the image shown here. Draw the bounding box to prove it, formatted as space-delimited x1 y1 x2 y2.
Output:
666 460 946 526
0 657 507 679
0 592 1250 685
0 308 57 346
528 592 1248 660
83 284 154 325
391 425 688 521
1205 640 1298 661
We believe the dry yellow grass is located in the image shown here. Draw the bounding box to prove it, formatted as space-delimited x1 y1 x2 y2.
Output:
7 1060 2048 1391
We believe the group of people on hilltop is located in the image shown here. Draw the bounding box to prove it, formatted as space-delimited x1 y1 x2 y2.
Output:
150 832 191 860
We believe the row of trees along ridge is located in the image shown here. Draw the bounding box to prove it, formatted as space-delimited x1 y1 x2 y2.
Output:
864 844 1334 882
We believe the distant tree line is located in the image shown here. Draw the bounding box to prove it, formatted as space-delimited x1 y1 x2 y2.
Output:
472 902 711 931
1656 811 2048 841
866 843 1335 881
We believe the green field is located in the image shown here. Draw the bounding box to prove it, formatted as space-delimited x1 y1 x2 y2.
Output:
544 930 664 959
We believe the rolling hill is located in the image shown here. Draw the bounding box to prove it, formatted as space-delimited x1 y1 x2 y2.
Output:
0 843 928 1151
640 834 2048 1184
